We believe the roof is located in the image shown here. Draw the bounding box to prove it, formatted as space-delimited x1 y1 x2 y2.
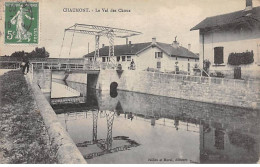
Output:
84 42 152 57
84 42 199 59
191 6 260 31
156 42 199 59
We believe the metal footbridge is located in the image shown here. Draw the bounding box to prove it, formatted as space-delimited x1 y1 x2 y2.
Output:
0 24 142 71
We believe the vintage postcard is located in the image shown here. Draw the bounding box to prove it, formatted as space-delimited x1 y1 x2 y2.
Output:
0 0 260 164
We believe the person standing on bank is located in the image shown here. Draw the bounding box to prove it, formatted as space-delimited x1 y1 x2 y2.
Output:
22 54 30 74
21 60 26 73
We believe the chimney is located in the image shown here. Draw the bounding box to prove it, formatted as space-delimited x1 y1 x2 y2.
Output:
188 44 191 51
152 37 156 44
172 36 179 48
102 44 105 48
126 38 128 45
245 0 253 11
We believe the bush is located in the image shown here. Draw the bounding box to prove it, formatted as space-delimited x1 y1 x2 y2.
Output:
228 51 254 66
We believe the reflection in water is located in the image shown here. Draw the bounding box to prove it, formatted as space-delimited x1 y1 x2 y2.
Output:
51 81 260 164
63 110 140 160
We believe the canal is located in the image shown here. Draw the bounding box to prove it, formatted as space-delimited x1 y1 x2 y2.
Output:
46 79 260 164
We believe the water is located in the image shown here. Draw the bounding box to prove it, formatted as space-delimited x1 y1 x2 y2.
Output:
49 80 260 164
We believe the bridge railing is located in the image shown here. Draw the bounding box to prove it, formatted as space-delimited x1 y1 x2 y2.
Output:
84 61 101 70
83 61 118 70
1 57 119 71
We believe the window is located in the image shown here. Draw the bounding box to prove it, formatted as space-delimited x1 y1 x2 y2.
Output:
215 129 225 150
107 57 110 62
117 56 120 62
102 57 106 62
157 62 161 69
155 52 163 58
214 47 224 64
122 56 126 61
188 63 190 72
127 56 131 61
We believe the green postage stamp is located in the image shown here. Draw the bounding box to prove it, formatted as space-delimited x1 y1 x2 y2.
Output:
5 2 39 44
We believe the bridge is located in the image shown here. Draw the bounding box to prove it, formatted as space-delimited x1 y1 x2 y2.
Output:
1 24 142 72
0 56 119 72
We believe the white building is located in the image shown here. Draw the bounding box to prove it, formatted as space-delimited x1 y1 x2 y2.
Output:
191 0 260 79
84 38 199 74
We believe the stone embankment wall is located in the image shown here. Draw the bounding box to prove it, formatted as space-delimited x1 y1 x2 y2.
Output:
33 69 52 92
97 70 260 110
33 69 260 110
25 74 86 164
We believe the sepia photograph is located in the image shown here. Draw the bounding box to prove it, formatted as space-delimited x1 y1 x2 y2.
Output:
0 0 260 164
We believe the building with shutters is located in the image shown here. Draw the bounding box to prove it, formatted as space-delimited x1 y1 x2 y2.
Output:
84 38 199 74
191 0 260 79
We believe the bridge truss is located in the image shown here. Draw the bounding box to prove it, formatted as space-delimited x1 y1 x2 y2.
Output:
61 24 142 68
75 110 140 160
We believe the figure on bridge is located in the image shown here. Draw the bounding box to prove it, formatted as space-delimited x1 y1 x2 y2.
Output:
129 59 136 70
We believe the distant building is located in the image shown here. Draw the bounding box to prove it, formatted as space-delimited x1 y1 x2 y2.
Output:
84 38 199 73
191 0 260 79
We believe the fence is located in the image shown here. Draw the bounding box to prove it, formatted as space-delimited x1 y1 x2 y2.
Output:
145 70 260 89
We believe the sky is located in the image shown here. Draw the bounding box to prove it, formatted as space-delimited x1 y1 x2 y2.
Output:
1 0 260 58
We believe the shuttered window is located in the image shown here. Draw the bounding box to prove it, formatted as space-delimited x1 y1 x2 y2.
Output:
157 62 161 69
214 47 224 64
215 129 225 150
155 52 163 58
122 56 126 61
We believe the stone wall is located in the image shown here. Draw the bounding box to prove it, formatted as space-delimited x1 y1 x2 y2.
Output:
66 72 87 84
25 75 86 164
97 70 260 110
33 69 52 92
32 69 260 110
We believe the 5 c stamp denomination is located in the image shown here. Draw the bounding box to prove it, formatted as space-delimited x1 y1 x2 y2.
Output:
5 2 39 44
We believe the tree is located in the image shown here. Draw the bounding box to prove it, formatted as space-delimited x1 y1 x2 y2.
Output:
10 51 25 60
10 47 50 59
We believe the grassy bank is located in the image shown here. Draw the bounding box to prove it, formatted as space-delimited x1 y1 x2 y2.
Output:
0 70 57 163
